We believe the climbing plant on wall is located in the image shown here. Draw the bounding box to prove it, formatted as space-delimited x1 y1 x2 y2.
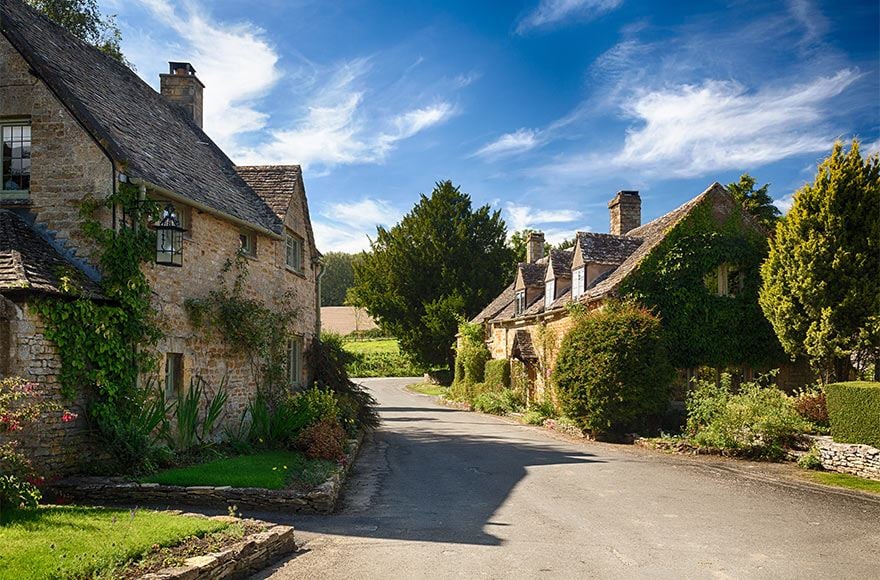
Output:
33 182 162 427
618 200 782 370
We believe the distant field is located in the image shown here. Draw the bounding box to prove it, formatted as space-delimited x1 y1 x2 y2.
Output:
343 338 401 356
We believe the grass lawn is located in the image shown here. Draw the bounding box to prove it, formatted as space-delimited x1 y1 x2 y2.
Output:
0 505 226 579
802 470 880 494
343 338 401 356
407 383 449 397
141 450 337 489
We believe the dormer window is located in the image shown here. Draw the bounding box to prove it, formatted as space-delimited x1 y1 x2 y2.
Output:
1 122 30 199
705 263 743 297
572 267 585 299
239 230 256 257
515 290 526 316
545 279 556 309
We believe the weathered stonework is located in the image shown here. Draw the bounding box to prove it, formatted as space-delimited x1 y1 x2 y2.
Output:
52 434 363 513
813 436 880 481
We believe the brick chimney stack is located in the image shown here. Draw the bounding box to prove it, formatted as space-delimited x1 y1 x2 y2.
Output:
526 231 545 263
608 190 641 235
160 62 204 128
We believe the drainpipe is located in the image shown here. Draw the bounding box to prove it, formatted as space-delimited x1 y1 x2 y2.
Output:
315 257 325 338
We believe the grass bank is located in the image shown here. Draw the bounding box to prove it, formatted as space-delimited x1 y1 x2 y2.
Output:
141 450 336 490
343 338 426 377
801 471 880 494
0 506 227 579
406 383 450 397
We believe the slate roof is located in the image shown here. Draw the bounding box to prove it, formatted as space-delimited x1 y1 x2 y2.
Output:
471 282 515 323
0 0 282 235
511 330 537 361
575 232 643 266
549 249 573 278
519 262 546 288
236 165 320 258
0 210 103 298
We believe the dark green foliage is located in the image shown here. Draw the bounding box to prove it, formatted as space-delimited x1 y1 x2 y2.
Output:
321 252 357 306
352 181 514 367
450 321 490 402
686 373 812 458
165 377 229 453
553 301 675 434
247 387 340 449
483 359 511 391
311 333 380 431
0 475 41 515
727 173 780 229
27 0 128 64
473 389 524 415
760 141 880 381
826 382 880 448
620 196 781 369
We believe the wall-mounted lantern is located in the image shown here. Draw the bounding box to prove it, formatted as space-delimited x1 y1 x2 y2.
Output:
155 203 185 267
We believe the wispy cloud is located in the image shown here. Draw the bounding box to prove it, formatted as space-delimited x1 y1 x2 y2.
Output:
517 0 623 34
505 203 582 231
474 129 541 159
787 0 829 46
314 198 403 252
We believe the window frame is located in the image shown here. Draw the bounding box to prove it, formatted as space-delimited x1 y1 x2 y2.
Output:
544 279 556 309
285 232 304 273
287 336 303 387
165 353 184 400
239 229 256 257
1 120 32 199
515 290 526 316
572 267 585 299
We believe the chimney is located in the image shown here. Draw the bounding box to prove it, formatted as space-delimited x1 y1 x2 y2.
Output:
608 190 641 235
526 231 545 263
160 62 204 127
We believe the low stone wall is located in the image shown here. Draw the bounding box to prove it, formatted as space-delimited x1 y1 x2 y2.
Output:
142 517 295 580
813 436 880 481
52 434 363 514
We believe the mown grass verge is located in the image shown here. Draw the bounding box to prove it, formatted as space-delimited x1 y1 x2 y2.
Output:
406 383 450 397
140 450 336 490
0 506 227 579
801 471 880 494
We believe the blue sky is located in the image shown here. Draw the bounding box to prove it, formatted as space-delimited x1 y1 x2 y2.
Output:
104 0 879 252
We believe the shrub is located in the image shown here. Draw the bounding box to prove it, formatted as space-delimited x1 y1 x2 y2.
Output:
553 301 674 434
826 381 880 448
473 389 524 415
793 386 828 427
450 321 490 403
483 360 510 391
798 446 823 470
0 475 41 515
166 376 229 453
687 375 811 458
296 419 347 460
311 334 380 431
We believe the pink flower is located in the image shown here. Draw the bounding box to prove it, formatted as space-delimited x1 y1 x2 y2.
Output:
61 411 77 423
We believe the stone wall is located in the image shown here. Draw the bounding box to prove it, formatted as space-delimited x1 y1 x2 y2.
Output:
813 436 880 481
0 298 95 476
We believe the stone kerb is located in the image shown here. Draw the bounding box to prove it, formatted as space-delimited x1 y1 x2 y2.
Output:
52 434 363 514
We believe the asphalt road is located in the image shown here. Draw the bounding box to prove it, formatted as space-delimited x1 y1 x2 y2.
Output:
255 377 880 580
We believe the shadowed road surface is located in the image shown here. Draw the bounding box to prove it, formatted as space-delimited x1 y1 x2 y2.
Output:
254 378 880 579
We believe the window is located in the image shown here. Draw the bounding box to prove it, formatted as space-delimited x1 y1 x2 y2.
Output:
285 233 303 272
705 263 744 297
572 267 585 299
287 336 303 387
515 290 526 316
239 230 256 257
165 353 183 399
544 279 556 309
2 122 31 197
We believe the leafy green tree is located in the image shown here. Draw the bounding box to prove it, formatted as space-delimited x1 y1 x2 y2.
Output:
759 141 880 382
727 173 780 229
27 0 127 64
555 237 576 250
320 252 356 306
352 181 513 367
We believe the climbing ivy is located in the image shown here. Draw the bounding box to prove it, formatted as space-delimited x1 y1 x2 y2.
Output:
184 255 299 397
32 183 162 422
618 200 782 370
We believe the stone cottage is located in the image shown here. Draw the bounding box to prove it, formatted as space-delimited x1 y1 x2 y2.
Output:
0 0 320 473
473 183 808 403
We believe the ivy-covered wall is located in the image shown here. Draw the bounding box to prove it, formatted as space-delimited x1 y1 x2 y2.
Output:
619 194 783 370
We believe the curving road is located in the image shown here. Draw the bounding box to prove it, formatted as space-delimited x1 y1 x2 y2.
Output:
255 377 880 579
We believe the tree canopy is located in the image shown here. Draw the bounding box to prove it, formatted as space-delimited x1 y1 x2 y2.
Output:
759 141 880 381
28 0 127 64
320 252 357 307
727 173 781 229
352 181 513 367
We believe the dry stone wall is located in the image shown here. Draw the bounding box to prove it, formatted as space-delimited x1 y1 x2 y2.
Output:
814 436 880 481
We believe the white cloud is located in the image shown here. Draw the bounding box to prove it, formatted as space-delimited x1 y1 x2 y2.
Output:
505 203 582 231
773 194 795 214
517 0 623 34
543 69 861 179
787 0 829 46
314 198 403 252
474 129 540 159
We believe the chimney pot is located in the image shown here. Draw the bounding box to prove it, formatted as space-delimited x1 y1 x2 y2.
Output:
160 61 205 127
608 190 641 235
526 231 545 263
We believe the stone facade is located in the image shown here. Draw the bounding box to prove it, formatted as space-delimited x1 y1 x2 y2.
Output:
0 32 318 475
813 436 880 481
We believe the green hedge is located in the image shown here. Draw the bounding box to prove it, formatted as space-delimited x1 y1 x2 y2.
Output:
826 381 880 448
483 359 510 391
